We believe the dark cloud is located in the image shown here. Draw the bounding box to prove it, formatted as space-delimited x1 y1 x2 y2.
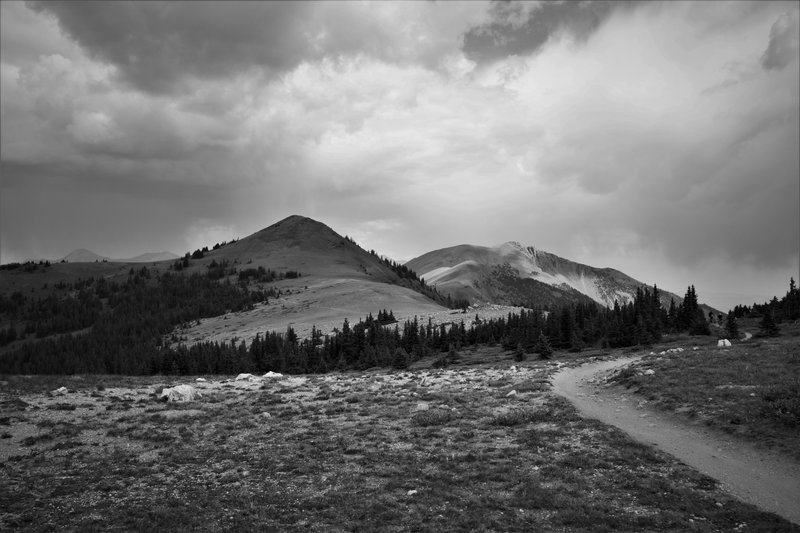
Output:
463 0 637 63
28 1 316 93
28 1 487 94
761 8 800 70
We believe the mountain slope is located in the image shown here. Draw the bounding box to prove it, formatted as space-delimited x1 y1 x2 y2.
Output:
118 251 180 263
166 215 447 344
407 241 680 309
211 215 403 282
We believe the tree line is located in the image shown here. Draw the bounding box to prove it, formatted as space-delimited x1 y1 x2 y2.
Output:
1 275 731 375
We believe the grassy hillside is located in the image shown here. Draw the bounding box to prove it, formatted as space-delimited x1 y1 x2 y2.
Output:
609 319 800 461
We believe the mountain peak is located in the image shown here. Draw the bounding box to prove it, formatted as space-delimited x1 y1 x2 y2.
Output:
62 249 109 263
252 215 339 244
497 241 540 261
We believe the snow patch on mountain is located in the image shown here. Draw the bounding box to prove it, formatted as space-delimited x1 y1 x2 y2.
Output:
420 260 479 284
494 241 634 307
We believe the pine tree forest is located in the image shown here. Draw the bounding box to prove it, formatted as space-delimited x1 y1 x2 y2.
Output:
2 263 797 376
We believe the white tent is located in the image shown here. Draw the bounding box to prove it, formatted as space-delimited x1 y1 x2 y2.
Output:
159 384 201 402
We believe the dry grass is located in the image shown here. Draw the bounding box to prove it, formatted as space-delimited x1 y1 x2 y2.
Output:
609 320 800 461
1 346 797 531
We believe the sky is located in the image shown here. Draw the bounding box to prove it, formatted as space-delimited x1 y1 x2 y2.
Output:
1 0 798 311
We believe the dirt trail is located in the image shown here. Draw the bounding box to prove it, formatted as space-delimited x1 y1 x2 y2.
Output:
552 357 800 526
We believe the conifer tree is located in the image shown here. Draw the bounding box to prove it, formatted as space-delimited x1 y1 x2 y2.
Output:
513 342 527 361
534 332 553 359
724 313 739 340
759 310 780 337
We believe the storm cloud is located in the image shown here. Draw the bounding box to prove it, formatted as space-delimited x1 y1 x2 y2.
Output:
1 0 798 311
762 8 800 70
29 1 487 93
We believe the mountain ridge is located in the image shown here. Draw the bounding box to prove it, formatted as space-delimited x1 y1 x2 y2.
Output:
407 240 694 311
58 249 179 263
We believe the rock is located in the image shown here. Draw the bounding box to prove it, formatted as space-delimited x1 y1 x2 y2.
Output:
159 384 201 402
415 402 430 412
717 339 731 348
506 390 518 397
644 369 655 376
50 386 68 396
196 377 207 382
407 489 418 496
262 371 283 379
235 373 258 381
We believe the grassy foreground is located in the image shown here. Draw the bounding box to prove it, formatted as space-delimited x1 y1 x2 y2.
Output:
1 346 798 532
609 321 800 462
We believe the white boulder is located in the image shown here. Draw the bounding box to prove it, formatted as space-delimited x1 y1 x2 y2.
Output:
717 339 732 348
262 371 283 379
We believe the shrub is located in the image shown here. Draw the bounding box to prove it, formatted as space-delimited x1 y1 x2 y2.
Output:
513 343 527 362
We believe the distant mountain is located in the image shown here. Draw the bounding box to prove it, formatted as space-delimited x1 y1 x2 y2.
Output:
117 251 180 263
407 241 686 310
61 249 110 263
60 249 179 263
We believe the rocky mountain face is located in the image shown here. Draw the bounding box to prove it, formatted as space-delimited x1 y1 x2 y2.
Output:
406 241 683 309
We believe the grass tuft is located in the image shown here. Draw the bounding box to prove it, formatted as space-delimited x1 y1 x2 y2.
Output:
411 408 456 426
491 407 543 426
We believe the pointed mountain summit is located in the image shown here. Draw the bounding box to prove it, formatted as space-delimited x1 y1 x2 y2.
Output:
406 241 682 309
61 249 110 263
214 215 401 282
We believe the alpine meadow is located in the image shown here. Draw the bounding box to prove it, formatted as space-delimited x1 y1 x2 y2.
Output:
1 1 799 531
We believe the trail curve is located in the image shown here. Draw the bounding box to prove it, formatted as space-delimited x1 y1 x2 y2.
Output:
551 357 800 525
